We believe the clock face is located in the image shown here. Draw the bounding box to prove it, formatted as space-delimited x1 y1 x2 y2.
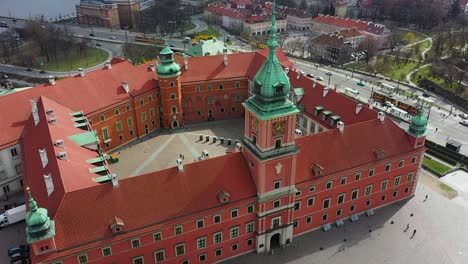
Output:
272 121 286 136
251 117 259 132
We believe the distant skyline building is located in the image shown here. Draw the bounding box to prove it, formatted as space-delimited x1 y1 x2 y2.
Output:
76 0 142 29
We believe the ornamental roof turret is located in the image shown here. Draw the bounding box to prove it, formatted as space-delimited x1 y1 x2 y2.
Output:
407 106 428 137
243 0 298 120
157 41 181 78
25 187 55 244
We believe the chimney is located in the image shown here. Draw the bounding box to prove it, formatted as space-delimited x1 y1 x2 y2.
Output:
176 158 184 172
122 81 130 93
54 139 64 147
48 117 57 125
149 63 156 72
355 103 363 114
111 173 119 188
184 54 189 70
57 151 67 160
104 61 112 69
48 76 55 85
285 67 290 74
337 121 344 133
378 111 385 122
78 68 85 77
323 87 329 97
224 53 228 66
31 100 40 126
296 70 301 79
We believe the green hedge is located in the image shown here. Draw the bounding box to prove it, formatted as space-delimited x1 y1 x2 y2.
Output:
425 140 468 167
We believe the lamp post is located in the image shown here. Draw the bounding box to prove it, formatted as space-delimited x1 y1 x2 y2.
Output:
326 71 332 86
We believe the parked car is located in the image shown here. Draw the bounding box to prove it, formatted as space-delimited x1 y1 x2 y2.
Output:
385 101 394 107
95 43 101 47
109 36 116 40
460 119 468 126
39 70 46 74
326 71 332 76
26 68 32 72
422 93 430 97
459 113 468 119
316 76 324 81
169 44 176 47
89 33 95 37
357 81 365 86
306 73 314 78
8 245 30 258
1 74 8 79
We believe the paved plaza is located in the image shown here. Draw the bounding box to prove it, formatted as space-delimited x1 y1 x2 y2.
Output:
109 119 245 178
223 171 468 264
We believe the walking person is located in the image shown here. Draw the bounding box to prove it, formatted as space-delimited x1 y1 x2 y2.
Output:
404 224 409 232
411 229 417 239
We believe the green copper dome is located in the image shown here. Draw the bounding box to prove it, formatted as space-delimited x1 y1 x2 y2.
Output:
407 107 428 137
243 0 298 120
157 42 181 78
25 187 55 244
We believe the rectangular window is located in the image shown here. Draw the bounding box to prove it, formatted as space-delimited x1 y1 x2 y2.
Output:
411 156 417 163
131 238 140 248
214 215 221 223
394 176 401 186
174 225 183 235
336 209 342 216
148 95 153 102
126 104 131 111
341 177 347 185
399 160 404 168
385 164 391 172
116 121 122 131
381 194 386 201
294 201 300 211
355 172 361 181
150 108 155 117
197 237 207 249
219 84 223 90
199 253 206 262
141 112 147 121
175 243 185 256
100 114 105 122
272 217 281 228
140 99 144 106
322 214 328 221
207 96 214 105
127 117 134 126
323 198 331 209
247 204 254 213
273 200 280 208
213 231 223 244
326 181 332 190
197 219 204 229
246 221 254 233
231 209 238 218
207 84 212 91
351 189 359 200
350 204 356 212
247 238 254 246
306 216 312 224
381 179 389 190
405 187 410 193
195 85 201 92
307 196 315 207
102 247 112 257
393 190 398 197
337 193 345 204
232 243 239 251
407 172 414 182
235 81 240 88
365 185 372 196
115 108 120 116
309 185 316 192
77 254 88 264
293 220 298 228
102 127 109 140
230 226 239 239
215 248 222 256
171 106 177 114
274 180 281 189
235 94 241 101
368 169 375 177
154 250 165 262
153 232 162 241
366 199 371 206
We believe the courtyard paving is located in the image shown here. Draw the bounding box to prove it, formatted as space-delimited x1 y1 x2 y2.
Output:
109 119 245 178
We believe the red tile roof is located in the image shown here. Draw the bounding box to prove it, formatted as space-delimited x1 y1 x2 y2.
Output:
337 28 363 38
207 3 248 19
34 152 255 256
295 118 415 183
312 15 370 30
22 96 108 217
312 33 348 47
180 48 292 83
288 71 376 126
0 60 156 148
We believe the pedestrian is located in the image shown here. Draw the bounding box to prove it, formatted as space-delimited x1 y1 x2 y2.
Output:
404 224 409 232
435 128 438 132
413 229 416 236
424 194 428 201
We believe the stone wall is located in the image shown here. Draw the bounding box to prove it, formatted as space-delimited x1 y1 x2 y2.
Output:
418 78 468 113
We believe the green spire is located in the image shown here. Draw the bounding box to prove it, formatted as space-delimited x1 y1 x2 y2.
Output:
157 40 181 78
243 0 298 120
25 187 55 244
407 107 428 137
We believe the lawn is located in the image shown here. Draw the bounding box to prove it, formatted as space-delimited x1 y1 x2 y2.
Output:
423 156 452 175
411 65 468 99
190 26 220 38
406 40 430 59
122 43 161 65
2 42 108 72
181 22 196 32
392 29 426 45
346 56 418 81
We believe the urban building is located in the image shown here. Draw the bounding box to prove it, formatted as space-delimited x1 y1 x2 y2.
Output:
310 14 391 49
333 1 348 17
309 33 352 64
185 38 230 57
76 0 141 29
243 15 287 37
0 3 427 264
282 9 311 30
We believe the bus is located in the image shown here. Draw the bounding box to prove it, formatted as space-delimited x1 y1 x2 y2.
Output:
371 90 420 115
134 37 165 45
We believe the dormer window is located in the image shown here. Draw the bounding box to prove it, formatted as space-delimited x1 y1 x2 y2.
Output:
217 189 231 204
322 110 332 121
274 82 284 95
109 216 125 234
373 147 385 160
254 81 262 93
311 163 324 178
314 106 323 116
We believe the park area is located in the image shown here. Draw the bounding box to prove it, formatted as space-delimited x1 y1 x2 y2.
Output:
346 56 418 82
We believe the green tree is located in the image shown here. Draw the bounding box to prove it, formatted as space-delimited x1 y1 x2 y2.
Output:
299 0 308 11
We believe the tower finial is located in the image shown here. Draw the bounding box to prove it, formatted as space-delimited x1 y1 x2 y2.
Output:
26 186 38 212
268 0 278 50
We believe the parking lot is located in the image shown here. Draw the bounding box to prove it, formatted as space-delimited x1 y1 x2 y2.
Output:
0 222 27 263
109 118 244 178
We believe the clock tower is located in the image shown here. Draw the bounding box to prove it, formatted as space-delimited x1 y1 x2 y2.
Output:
242 0 300 253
